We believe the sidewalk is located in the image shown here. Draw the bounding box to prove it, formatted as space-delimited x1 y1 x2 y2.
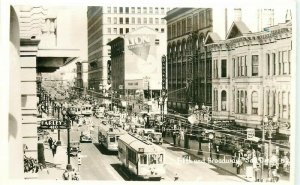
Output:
163 136 290 183
38 112 80 180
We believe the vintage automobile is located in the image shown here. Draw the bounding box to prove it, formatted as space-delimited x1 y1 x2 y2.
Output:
80 132 93 143
70 141 80 157
148 132 163 145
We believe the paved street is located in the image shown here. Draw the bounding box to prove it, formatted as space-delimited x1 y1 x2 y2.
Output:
40 114 243 181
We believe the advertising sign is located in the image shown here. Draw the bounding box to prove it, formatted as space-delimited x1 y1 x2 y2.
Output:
39 119 68 129
124 28 164 90
247 128 255 139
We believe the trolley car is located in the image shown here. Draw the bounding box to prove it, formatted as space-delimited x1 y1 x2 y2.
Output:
81 104 93 116
98 123 126 151
118 133 166 180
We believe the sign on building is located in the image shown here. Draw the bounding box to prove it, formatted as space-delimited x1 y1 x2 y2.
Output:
247 128 255 139
39 119 68 129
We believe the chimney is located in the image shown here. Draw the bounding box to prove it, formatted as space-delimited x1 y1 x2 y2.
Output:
234 8 242 22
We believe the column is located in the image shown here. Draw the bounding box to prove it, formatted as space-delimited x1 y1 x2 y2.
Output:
20 38 40 179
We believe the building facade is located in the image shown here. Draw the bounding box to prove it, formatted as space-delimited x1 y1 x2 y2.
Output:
165 8 213 115
108 27 167 112
10 6 83 179
206 20 292 146
87 6 170 93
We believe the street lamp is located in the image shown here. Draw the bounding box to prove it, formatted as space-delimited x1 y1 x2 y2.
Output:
262 115 278 181
62 109 72 171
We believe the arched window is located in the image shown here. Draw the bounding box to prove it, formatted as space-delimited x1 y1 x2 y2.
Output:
221 90 227 111
251 91 258 114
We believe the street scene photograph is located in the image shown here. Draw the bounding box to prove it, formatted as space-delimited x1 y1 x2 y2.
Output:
7 1 295 184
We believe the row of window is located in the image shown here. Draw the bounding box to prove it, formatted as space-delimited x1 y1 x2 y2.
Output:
213 89 290 119
167 9 212 39
106 17 165 25
212 52 291 79
106 27 164 35
106 7 170 14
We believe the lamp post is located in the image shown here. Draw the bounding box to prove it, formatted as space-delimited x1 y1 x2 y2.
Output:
262 115 278 181
56 103 62 146
208 132 214 159
62 109 72 171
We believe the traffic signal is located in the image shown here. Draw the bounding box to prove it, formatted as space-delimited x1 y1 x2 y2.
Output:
161 55 166 90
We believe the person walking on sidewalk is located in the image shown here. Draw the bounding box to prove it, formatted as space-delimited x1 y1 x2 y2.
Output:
216 145 220 160
52 141 57 157
48 137 53 149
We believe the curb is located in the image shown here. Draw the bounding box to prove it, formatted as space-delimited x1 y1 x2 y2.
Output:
163 138 251 182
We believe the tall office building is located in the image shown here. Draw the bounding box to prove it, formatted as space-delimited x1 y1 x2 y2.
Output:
87 6 170 92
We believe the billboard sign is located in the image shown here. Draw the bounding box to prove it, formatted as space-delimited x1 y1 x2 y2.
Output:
124 28 165 90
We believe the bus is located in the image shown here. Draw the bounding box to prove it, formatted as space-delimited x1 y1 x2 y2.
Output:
98 123 126 152
118 133 166 180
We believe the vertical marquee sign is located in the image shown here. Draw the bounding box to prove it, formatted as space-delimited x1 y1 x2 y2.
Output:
161 55 166 91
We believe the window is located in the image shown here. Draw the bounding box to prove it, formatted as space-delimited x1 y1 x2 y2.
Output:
119 17 123 24
137 7 141 13
149 154 157 164
155 39 159 45
114 17 117 24
161 28 165 33
158 154 163 164
278 51 281 75
131 7 135 13
107 17 111 24
125 17 129 24
155 18 159 24
113 28 117 34
241 91 244 113
267 54 270 75
143 18 147 24
125 7 129 14
221 59 227 77
126 28 129 33
252 91 258 114
187 17 192 32
232 58 235 77
149 18 153 24
161 8 165 14
109 136 115 142
155 28 159 32
252 55 259 76
161 18 165 24
177 22 181 36
273 53 276 75
155 7 159 14
221 90 227 111
138 18 141 24
107 7 111 13
119 7 123 13
282 91 288 118
149 7 153 13
282 51 288 74
288 50 291 74
113 7 117 13
143 7 147 14
120 28 123 34
131 17 135 24
215 90 218 111
108 49 111 55
107 28 111 34
140 155 147 164
182 19 186 34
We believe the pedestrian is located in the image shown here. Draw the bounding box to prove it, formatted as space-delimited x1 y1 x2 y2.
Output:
48 137 53 149
63 170 69 180
232 150 237 167
52 141 57 157
216 145 220 159
172 131 177 146
174 173 179 181
236 158 242 174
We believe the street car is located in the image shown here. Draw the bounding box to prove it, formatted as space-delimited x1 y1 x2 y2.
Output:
148 132 163 145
